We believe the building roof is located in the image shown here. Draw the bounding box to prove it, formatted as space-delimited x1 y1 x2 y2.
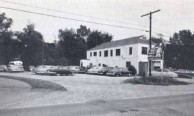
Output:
88 35 149 51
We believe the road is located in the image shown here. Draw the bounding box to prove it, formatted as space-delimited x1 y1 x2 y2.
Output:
1 93 194 116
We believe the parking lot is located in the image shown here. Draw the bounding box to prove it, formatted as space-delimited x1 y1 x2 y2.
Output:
0 72 194 109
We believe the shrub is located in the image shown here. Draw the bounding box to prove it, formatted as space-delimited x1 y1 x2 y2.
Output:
128 65 137 75
123 76 190 85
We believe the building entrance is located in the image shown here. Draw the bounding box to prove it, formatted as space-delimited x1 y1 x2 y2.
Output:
139 62 148 76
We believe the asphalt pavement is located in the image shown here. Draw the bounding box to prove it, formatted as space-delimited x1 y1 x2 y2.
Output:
1 93 194 116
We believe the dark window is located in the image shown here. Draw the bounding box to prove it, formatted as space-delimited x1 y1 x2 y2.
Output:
116 49 120 56
129 47 132 55
93 52 97 56
110 50 113 56
142 47 147 55
104 50 108 57
126 62 131 67
90 52 92 57
99 51 101 57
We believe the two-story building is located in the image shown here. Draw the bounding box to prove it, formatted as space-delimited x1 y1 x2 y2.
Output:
81 35 163 74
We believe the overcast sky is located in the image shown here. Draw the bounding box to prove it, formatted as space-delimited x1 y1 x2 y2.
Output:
0 0 194 42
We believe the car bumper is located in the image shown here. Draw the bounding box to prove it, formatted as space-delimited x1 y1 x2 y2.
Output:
9 69 24 72
106 73 115 76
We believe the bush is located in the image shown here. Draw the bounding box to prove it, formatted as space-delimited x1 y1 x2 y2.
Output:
123 76 190 85
128 65 137 75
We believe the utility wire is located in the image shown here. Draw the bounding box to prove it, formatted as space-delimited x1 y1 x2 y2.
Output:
0 0 172 37
0 6 148 32
0 0 147 28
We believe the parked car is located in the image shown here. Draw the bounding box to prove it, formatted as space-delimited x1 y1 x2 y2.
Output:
151 69 178 78
87 66 104 74
49 67 73 76
98 67 113 75
33 65 56 75
29 65 35 71
78 67 88 74
68 66 80 73
174 69 194 79
106 67 131 76
0 65 8 72
7 61 24 72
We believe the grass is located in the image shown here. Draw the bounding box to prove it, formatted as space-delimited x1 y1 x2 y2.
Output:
0 75 67 91
123 76 191 85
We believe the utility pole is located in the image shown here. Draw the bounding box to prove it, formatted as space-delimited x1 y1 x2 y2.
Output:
141 9 160 76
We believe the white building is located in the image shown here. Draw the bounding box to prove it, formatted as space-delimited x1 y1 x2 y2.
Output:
83 35 163 74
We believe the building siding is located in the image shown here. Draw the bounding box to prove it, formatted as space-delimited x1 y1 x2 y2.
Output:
87 43 152 74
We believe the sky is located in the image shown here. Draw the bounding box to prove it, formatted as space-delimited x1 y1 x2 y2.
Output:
0 0 194 42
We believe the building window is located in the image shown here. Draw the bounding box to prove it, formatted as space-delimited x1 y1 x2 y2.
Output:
129 47 132 55
104 50 108 57
90 52 92 57
116 49 120 56
99 51 101 57
93 52 97 56
142 47 147 55
110 50 113 56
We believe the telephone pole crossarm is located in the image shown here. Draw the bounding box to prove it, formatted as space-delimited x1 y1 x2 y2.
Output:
141 9 160 17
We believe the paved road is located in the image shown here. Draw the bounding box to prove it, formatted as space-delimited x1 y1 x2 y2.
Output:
1 93 194 116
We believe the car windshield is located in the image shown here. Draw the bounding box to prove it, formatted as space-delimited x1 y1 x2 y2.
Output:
8 63 15 65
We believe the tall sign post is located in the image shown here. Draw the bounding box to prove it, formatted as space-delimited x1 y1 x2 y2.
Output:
141 9 160 76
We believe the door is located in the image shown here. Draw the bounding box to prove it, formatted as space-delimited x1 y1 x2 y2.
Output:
139 62 148 76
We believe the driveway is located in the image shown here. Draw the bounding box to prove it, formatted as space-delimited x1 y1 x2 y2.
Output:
0 72 194 109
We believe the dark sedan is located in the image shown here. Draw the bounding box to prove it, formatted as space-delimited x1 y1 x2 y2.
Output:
106 67 131 76
49 68 73 76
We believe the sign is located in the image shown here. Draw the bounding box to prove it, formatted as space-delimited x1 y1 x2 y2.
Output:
148 43 163 59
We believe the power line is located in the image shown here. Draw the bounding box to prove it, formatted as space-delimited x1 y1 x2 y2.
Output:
0 0 147 28
0 5 171 39
0 6 149 32
0 0 172 37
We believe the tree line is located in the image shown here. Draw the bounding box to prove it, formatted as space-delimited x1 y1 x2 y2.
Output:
152 30 194 70
164 30 194 70
0 12 112 69
1 12 194 70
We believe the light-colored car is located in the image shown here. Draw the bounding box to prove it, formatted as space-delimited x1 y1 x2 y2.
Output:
29 65 35 71
107 67 131 76
174 69 194 79
151 69 178 78
98 67 113 75
7 61 24 72
0 65 8 72
68 66 80 73
87 66 104 74
33 65 57 75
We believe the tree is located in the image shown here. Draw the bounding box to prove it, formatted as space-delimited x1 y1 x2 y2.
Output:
0 12 13 64
151 34 164 44
170 30 194 45
165 29 194 70
15 24 44 69
43 43 58 65
87 30 113 50
58 28 85 65
77 25 90 40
